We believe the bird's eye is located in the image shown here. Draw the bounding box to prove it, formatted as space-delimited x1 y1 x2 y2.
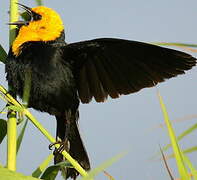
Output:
32 12 42 21
21 11 42 22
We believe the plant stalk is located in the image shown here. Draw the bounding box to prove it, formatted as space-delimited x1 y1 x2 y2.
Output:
7 0 18 171
9 0 18 45
24 110 89 177
0 85 89 178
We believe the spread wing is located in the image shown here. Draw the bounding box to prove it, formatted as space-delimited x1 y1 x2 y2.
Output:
63 38 196 103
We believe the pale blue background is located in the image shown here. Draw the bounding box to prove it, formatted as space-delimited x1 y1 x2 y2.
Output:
0 0 197 180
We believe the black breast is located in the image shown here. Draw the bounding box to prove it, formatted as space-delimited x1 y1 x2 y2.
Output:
5 41 79 115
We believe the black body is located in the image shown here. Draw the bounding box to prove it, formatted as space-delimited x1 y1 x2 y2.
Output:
6 32 90 179
6 33 79 114
5 31 196 179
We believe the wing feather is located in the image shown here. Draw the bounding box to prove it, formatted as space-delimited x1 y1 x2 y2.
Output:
63 38 196 103
85 59 107 102
78 65 91 103
93 55 118 99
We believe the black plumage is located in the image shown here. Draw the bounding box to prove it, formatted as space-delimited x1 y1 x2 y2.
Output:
5 4 196 180
64 38 196 103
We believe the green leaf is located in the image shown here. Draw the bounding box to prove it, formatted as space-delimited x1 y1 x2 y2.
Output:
0 119 7 144
158 92 190 179
152 42 197 48
183 156 197 180
7 105 24 112
152 123 197 160
17 119 28 154
35 0 43 6
0 166 40 180
40 161 72 180
162 123 197 152
166 146 197 160
80 152 127 180
0 94 7 104
32 153 53 178
183 146 197 155
41 167 58 180
0 44 7 63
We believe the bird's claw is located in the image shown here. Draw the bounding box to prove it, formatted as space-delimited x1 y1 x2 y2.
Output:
48 141 61 150
49 140 70 155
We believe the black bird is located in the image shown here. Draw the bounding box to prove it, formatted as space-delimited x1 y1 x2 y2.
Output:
5 4 196 179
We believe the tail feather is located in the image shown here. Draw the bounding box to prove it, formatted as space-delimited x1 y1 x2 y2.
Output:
55 110 90 179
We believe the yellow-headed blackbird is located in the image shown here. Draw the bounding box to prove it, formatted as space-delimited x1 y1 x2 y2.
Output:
5 3 196 179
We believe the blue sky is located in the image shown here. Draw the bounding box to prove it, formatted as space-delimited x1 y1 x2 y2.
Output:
0 0 197 179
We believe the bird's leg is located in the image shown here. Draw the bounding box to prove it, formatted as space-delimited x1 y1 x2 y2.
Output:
49 136 70 155
49 133 70 155
49 140 70 155
49 111 72 155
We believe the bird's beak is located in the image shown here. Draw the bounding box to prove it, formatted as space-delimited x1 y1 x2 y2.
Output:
8 3 33 26
17 3 33 17
8 20 29 26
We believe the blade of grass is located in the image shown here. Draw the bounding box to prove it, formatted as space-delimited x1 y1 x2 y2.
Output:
16 119 28 154
32 153 53 178
183 155 197 180
157 92 190 179
165 146 197 160
40 161 72 180
0 93 8 103
151 114 197 130
182 146 197 155
161 123 197 153
152 42 197 48
0 119 7 144
152 42 197 53
0 45 7 63
80 151 127 180
151 122 197 160
0 112 6 115
166 149 197 179
40 166 59 180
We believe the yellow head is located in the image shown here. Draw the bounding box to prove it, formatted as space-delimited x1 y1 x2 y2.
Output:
12 5 64 56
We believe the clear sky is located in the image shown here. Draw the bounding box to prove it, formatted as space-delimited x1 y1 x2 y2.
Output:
0 0 197 180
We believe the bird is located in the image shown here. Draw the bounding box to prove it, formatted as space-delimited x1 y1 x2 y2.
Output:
5 3 196 180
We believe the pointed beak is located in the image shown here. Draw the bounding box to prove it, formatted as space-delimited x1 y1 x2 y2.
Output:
16 3 33 17
8 3 32 26
8 21 29 26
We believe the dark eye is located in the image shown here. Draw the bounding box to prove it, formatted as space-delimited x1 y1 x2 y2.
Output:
32 12 42 21
21 11 41 23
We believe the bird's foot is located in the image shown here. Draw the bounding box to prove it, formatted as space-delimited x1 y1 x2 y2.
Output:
49 139 70 155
